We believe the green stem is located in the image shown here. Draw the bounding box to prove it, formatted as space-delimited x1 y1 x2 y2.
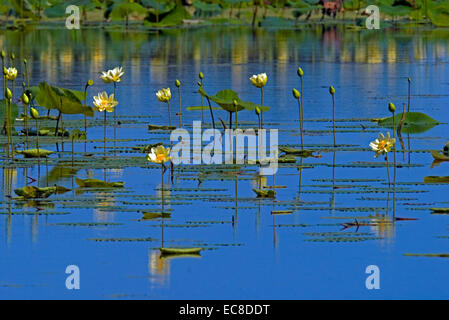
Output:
260 87 264 129
332 94 336 147
297 98 303 150
178 86 182 127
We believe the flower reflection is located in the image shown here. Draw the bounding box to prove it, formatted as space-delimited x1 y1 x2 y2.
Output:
148 250 170 286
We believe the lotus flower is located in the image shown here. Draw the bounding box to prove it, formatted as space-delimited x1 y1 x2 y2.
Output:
156 88 171 103
5 67 17 80
249 73 267 88
370 132 395 158
147 145 171 164
93 92 118 113
100 66 124 83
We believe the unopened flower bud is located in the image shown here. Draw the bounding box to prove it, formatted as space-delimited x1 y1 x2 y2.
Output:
297 67 303 77
30 107 39 119
329 86 335 95
87 79 94 86
292 88 300 99
199 72 203 80
22 92 29 104
175 79 181 87
5 88 12 100
388 102 396 113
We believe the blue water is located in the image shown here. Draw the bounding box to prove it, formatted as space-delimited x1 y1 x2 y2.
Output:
1 26 449 299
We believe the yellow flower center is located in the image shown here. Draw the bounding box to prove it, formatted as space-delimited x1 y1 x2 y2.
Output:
378 140 387 149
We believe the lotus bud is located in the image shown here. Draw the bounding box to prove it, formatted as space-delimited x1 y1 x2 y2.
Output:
10 53 15 60
255 106 261 116
297 67 303 77
199 72 203 80
175 79 181 87
233 99 238 111
23 58 27 65
197 81 202 86
22 81 26 89
87 79 94 86
30 107 39 119
22 92 29 105
0 50 5 59
5 88 12 100
329 86 335 95
292 88 300 99
408 77 411 83
388 102 396 113
2 67 7 76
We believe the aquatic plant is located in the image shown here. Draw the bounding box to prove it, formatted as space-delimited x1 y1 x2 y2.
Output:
292 88 303 150
175 79 182 127
250 73 267 128
83 79 94 147
329 85 336 147
147 145 171 214
370 132 395 186
93 91 118 156
156 88 172 127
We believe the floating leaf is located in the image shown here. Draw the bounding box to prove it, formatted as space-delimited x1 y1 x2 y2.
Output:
430 208 449 214
16 148 54 158
424 176 449 184
14 185 70 199
148 124 176 130
372 112 439 134
159 247 202 255
404 253 449 258
75 178 125 188
430 150 449 161
141 211 171 220
252 188 276 198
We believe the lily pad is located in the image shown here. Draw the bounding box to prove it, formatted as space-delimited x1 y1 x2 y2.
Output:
424 176 449 184
159 247 203 255
16 149 54 158
75 178 125 188
252 188 276 198
148 124 177 130
14 185 71 199
372 112 439 134
430 150 449 161
141 211 171 220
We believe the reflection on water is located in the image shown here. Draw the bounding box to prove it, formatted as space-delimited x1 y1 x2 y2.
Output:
148 251 170 287
1 26 449 88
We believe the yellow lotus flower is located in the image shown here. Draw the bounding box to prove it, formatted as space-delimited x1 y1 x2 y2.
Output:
5 67 17 80
100 66 124 83
156 88 171 103
147 145 171 164
370 132 395 158
249 73 267 88
93 92 118 113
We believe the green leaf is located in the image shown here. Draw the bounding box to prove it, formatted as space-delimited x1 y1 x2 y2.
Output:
373 112 439 134
16 148 54 158
159 247 202 255
75 178 125 188
0 99 19 133
30 82 94 117
200 87 270 113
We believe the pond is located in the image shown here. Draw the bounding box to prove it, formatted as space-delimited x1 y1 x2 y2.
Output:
1 25 449 299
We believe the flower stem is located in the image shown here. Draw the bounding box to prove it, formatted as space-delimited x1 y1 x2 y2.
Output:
332 94 336 147
297 97 303 150
167 101 171 127
260 87 264 129
178 86 182 127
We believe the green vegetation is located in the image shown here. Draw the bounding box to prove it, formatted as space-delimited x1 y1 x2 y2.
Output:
1 0 448 28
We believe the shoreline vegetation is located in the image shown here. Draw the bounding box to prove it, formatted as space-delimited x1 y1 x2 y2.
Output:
0 0 448 30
